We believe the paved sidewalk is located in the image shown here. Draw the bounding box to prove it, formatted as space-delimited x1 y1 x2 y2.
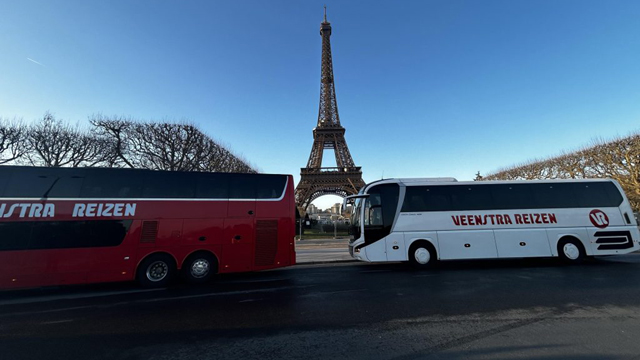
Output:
295 238 353 264
295 238 349 248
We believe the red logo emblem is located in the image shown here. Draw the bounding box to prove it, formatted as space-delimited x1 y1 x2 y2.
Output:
589 209 609 229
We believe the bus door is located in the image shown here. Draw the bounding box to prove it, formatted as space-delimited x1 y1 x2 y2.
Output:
222 175 256 272
254 175 291 269
362 184 400 261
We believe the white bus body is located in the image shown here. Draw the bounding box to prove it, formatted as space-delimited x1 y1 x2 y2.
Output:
346 178 640 265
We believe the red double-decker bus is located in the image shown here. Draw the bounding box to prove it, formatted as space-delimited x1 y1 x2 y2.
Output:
0 166 296 289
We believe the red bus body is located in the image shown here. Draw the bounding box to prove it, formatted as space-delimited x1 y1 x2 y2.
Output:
0 167 296 289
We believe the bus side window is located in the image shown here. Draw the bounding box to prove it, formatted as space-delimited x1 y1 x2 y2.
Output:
490 184 534 210
364 194 381 226
81 169 142 198
229 174 256 199
46 169 86 198
256 175 287 199
0 167 9 197
602 182 623 207
143 171 195 199
531 183 577 208
195 173 229 199
3 168 59 198
576 182 623 208
450 185 493 211
0 222 30 251
368 206 383 226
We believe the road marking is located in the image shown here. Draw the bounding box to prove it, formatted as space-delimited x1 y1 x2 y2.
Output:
0 288 165 306
223 278 290 284
39 319 74 325
299 289 366 298
137 285 315 304
0 285 315 318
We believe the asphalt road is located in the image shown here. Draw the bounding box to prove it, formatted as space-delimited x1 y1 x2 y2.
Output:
3 255 640 360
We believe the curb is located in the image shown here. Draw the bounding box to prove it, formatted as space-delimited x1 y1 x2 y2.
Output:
295 259 358 266
296 246 348 250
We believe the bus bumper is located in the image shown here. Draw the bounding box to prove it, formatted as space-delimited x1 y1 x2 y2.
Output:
349 239 371 262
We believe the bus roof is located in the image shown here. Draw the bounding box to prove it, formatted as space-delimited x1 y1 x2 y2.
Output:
390 178 617 186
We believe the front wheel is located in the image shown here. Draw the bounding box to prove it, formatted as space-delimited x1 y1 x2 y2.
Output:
408 242 437 269
557 238 586 264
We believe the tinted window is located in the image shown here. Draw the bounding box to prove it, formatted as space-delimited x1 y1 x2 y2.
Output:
573 182 623 207
490 184 535 210
0 222 32 251
603 182 624 206
402 186 451 212
364 184 400 243
195 173 229 198
531 183 578 208
256 175 287 199
81 169 142 198
0 220 131 251
47 170 85 198
142 171 195 198
29 220 132 250
450 185 493 211
229 174 256 199
401 181 623 212
0 167 10 196
3 168 84 198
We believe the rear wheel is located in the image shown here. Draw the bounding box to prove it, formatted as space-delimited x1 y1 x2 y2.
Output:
137 254 176 288
182 252 217 284
408 241 437 269
557 237 586 264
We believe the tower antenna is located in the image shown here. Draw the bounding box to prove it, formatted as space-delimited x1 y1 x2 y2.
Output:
324 5 327 22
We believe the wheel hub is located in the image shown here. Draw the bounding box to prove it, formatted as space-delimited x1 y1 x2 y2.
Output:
414 248 430 265
146 261 169 282
190 259 210 278
563 243 580 260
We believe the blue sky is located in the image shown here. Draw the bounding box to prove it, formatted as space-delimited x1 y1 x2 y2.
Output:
2 0 640 209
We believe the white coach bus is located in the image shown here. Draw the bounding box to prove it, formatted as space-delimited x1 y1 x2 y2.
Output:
344 178 640 267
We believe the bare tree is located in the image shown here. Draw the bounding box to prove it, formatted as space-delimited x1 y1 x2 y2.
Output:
483 132 640 211
0 118 29 164
90 115 256 173
24 112 107 167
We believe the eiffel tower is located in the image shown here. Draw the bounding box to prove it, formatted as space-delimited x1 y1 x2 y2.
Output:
295 9 365 215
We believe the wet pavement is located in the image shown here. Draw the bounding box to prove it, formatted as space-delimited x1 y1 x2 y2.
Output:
2 255 640 359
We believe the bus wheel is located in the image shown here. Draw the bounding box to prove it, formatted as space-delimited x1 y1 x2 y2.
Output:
409 242 437 269
137 254 176 288
557 238 585 264
182 252 217 284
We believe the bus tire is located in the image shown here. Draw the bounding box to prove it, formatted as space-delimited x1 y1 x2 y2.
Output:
408 241 437 269
182 252 217 284
557 237 586 264
136 253 176 288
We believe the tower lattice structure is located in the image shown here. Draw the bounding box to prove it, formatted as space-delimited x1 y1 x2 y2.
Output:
295 10 365 215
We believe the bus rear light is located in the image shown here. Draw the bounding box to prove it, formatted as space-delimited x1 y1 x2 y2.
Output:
11 279 17 282
121 272 127 275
